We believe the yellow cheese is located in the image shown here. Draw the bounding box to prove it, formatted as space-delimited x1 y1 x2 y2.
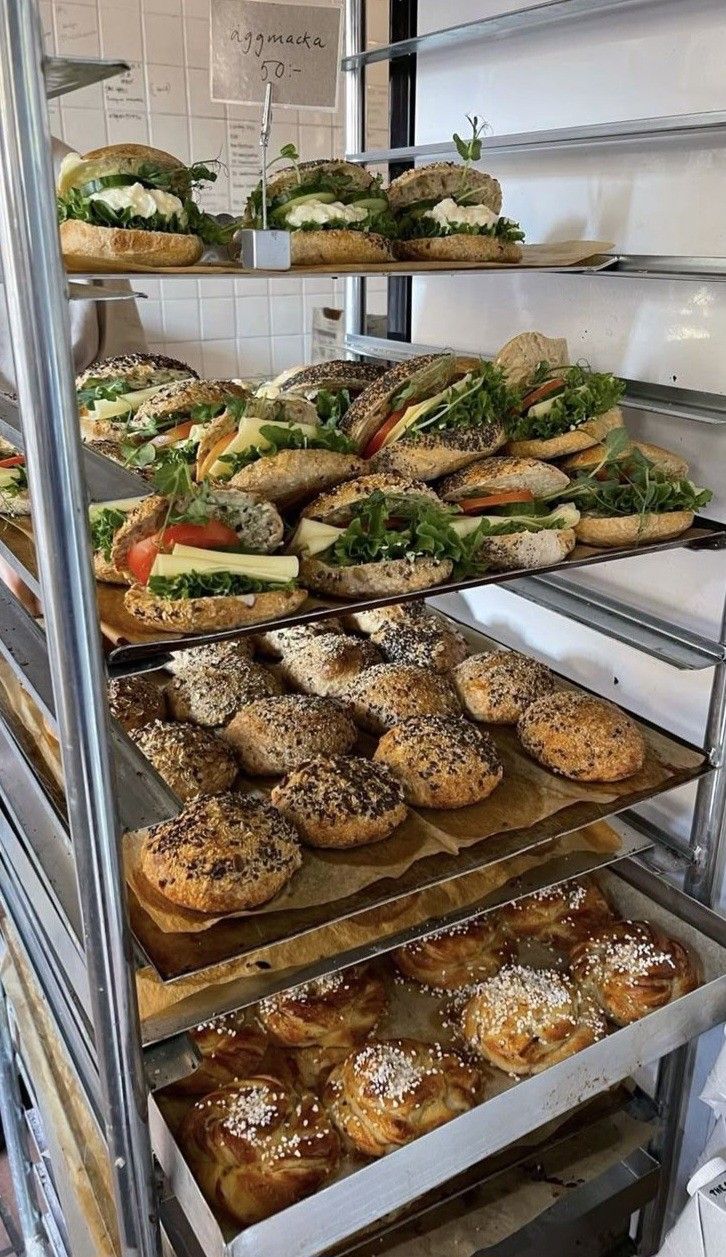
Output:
288 518 344 557
169 544 299 580
450 503 580 535
88 496 147 518
85 381 187 421
207 416 320 480
380 374 474 449
0 468 22 490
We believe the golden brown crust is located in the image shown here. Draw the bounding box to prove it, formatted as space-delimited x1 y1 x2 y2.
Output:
270 755 407 849
374 714 504 809
506 407 624 460
76 352 196 391
392 915 514 991
498 877 616 949
325 1039 481 1157
79 142 185 172
129 719 238 800
494 332 570 389
560 440 689 478
290 230 394 266
341 601 430 634
574 510 694 548
276 633 382 698
439 455 570 502
453 651 555 724
229 450 365 509
570 921 700 1025
221 695 357 776
462 965 607 1076
166 662 283 728
123 585 308 633
369 616 470 672
93 551 131 586
301 472 439 525
59 219 204 269
165 638 255 677
139 793 302 913
256 968 387 1049
108 674 166 732
369 422 508 480
341 663 462 733
395 235 522 264
173 1013 268 1096
254 619 344 659
179 1076 340 1225
300 555 453 600
517 692 646 782
387 164 502 213
475 526 576 572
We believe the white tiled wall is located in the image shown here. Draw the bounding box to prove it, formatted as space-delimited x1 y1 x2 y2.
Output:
44 0 390 379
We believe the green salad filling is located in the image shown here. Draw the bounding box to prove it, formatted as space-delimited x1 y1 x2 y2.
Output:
90 506 127 560
510 363 626 441
219 422 356 476
148 571 295 600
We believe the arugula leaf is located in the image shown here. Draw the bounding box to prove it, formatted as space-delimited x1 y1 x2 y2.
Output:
153 449 195 499
57 185 235 247
325 491 487 577
90 507 126 560
563 459 712 519
148 570 294 600
510 364 625 440
315 388 352 426
76 377 130 408
218 422 356 475
0 467 28 499
398 213 524 243
408 363 518 438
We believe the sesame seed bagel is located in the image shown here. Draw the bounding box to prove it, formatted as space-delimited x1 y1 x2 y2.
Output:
507 407 624 460
387 164 503 214
76 352 197 391
229 449 365 510
369 422 508 481
60 219 204 271
341 663 462 733
475 526 577 572
270 755 408 849
221 694 357 776
340 354 478 449
167 661 283 728
341 600 431 634
517 692 646 782
374 714 504 809
561 440 689 479
300 555 454 600
139 793 302 913
454 651 555 724
129 719 238 800
395 235 522 264
574 509 694 548
133 378 250 434
301 472 440 524
290 230 394 266
93 551 132 586
439 456 570 503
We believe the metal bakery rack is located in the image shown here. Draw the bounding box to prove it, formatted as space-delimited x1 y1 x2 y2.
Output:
0 1 724 1255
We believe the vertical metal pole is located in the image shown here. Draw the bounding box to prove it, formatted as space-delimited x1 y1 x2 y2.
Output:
387 0 418 342
0 987 48 1256
344 0 366 343
0 4 159 1256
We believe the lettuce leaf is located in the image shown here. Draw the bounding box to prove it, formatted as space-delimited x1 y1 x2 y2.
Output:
147 571 294 599
510 364 625 440
90 506 126 561
219 422 356 475
324 491 488 577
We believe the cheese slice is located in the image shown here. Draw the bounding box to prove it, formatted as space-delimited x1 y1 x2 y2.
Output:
88 496 147 519
450 503 580 535
288 518 344 557
167 544 299 580
0 468 23 490
207 416 321 480
380 374 473 449
85 380 191 421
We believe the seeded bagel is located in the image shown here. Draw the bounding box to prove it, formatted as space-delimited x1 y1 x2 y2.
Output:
517 692 646 782
374 714 504 808
271 755 407 848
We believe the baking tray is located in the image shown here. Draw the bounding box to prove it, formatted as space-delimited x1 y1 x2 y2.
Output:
149 862 726 1257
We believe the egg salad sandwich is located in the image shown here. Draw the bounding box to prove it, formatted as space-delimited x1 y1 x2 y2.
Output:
497 332 626 461
244 153 396 265
0 447 29 516
388 117 524 264
340 353 514 480
57 144 229 269
258 359 386 426
77 353 198 443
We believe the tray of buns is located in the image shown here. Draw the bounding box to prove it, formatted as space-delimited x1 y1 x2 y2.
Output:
148 864 726 1257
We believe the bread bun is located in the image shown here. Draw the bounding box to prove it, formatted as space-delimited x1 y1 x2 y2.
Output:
229 450 365 510
499 877 616 949
173 1012 268 1096
277 633 381 698
222 695 357 776
76 351 196 392
111 488 284 570
180 1077 340 1225
461 965 607 1075
570 920 700 1026
369 421 508 481
60 219 203 270
476 526 577 571
574 510 694 548
340 354 475 448
340 600 430 634
271 755 407 849
301 472 440 525
561 440 689 479
256 967 387 1048
325 1039 481 1157
395 235 522 264
369 616 470 673
139 793 301 913
255 619 344 659
165 638 255 678
517 692 646 782
388 164 503 214
129 719 238 800
506 407 624 460
439 455 570 503
124 584 308 633
374 715 504 808
108 674 166 732
167 661 283 728
300 554 454 600
93 551 131 586
453 651 555 724
265 359 384 395
392 915 514 991
342 663 461 733
134 378 248 440
290 229 394 266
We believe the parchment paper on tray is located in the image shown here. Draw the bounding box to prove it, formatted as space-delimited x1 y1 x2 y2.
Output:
123 722 702 936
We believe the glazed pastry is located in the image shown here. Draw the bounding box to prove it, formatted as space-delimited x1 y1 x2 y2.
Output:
173 1012 268 1096
570 920 699 1025
392 914 514 990
257 967 387 1049
499 877 615 949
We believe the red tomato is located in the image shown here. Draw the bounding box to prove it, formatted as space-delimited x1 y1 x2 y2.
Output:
126 520 239 585
362 408 407 459
0 455 25 468
521 379 565 411
126 535 162 585
460 489 534 514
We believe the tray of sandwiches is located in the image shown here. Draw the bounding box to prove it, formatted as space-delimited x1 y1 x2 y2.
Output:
0 334 720 668
147 863 726 1257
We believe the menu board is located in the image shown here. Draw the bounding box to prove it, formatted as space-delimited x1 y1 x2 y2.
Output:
210 0 342 110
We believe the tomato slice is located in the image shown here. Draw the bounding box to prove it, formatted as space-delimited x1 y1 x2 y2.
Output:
0 455 25 468
126 535 162 585
362 408 407 459
521 379 565 411
151 420 195 449
126 520 239 585
460 489 535 514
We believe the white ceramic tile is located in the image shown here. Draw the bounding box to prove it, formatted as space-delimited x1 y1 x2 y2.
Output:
149 114 190 161
183 0 209 14
138 300 164 340
271 293 304 336
103 64 147 113
303 277 336 298
199 277 234 297
234 277 269 297
164 341 205 375
59 106 108 153
187 65 224 119
200 297 235 341
146 0 181 13
39 1 54 47
136 278 161 299
235 296 271 339
146 64 186 114
190 117 227 163
55 3 100 56
237 338 272 379
266 275 304 297
183 16 209 68
201 340 239 377
99 6 143 59
160 277 199 299
143 11 184 65
270 336 305 374
162 298 201 343
105 110 149 144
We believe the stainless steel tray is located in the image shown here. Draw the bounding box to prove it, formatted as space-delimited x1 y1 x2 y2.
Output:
149 862 726 1257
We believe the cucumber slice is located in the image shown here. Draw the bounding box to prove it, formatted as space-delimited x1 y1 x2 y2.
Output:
350 197 388 213
77 174 145 197
282 191 337 209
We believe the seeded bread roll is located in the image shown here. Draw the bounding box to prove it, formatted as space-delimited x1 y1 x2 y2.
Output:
506 406 624 461
392 915 515 991
301 472 440 525
499 877 616 950
370 617 470 673
570 921 699 1025
165 637 255 678
124 585 308 633
374 715 504 809
108 674 167 732
461 965 608 1076
129 720 238 800
299 554 454 600
255 618 344 659
453 651 555 724
172 1012 268 1096
517 692 646 782
270 755 407 849
139 793 302 913
561 439 689 479
221 695 357 776
341 663 461 734
340 600 431 634
277 633 382 698
166 661 283 728
76 351 197 392
229 449 365 510
439 455 570 503
256 968 387 1048
368 421 508 482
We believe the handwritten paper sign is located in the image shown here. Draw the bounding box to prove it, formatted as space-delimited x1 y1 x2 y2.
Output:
210 0 342 110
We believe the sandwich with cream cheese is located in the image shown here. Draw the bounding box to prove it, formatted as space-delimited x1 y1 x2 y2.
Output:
77 353 197 442
339 353 514 479
389 165 524 264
